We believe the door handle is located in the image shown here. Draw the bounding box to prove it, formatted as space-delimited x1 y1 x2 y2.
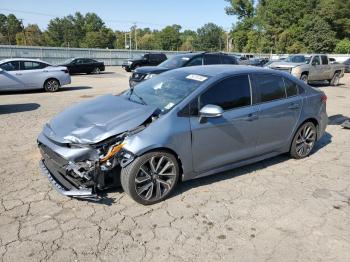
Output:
288 103 300 110
15 73 22 75
242 113 258 121
43 70 48 72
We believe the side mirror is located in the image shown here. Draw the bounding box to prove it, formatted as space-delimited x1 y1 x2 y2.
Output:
199 104 223 118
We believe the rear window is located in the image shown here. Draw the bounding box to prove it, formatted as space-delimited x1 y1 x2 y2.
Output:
321 56 328 65
22 61 47 70
222 55 238 65
255 74 286 103
204 54 221 65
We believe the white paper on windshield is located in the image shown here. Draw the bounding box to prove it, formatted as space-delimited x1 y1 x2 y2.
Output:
186 74 208 82
164 102 175 110
153 83 162 90
182 57 190 61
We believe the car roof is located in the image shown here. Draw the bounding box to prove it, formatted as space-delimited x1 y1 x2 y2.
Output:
0 58 49 64
170 64 278 77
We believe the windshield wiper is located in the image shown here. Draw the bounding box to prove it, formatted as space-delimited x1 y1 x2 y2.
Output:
128 87 147 105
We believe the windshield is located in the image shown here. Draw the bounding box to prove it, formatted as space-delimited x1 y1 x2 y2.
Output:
158 55 191 69
63 58 75 64
285 55 306 63
122 71 210 114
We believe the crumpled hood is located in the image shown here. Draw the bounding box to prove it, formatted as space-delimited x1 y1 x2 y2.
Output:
269 61 305 68
43 95 157 144
134 66 169 75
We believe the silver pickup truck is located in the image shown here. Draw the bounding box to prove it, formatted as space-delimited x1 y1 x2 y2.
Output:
268 54 345 86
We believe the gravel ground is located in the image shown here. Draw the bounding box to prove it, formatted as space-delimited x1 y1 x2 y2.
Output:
0 67 349 262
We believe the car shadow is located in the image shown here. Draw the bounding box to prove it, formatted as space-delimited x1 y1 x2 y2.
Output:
0 103 40 114
328 114 350 125
309 81 345 87
59 86 92 92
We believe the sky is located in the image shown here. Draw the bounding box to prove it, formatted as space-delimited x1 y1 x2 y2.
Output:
0 0 236 31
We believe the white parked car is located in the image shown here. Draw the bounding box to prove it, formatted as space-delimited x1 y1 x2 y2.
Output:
0 58 71 92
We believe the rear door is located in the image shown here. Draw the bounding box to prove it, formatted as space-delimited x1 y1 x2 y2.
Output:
253 74 302 153
309 56 322 81
190 74 260 172
320 55 332 80
0 61 23 90
18 61 48 89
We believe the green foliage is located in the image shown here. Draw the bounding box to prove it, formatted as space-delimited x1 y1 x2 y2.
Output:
158 25 182 51
0 14 22 44
334 39 350 54
16 24 44 46
226 0 349 53
194 23 225 51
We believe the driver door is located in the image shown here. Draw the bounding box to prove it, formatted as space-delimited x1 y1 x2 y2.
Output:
309 56 322 81
190 74 259 173
0 61 24 90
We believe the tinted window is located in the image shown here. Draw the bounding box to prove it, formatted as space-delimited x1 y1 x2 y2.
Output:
0 61 20 71
204 54 221 65
283 78 298 97
312 56 321 65
200 75 251 110
321 56 328 65
256 74 286 103
186 56 203 66
222 55 238 65
23 61 47 70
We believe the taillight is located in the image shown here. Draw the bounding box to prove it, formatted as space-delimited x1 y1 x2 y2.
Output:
61 69 69 74
321 94 327 103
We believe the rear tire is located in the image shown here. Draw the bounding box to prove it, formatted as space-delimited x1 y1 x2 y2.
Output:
290 122 317 159
120 151 180 205
330 72 340 86
44 79 60 92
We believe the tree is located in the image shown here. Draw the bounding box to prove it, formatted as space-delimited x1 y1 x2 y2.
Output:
81 28 115 49
16 24 44 46
334 39 350 54
158 25 182 51
194 23 225 51
303 16 337 53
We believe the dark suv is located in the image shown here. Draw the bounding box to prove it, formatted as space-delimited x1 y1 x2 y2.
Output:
122 53 167 72
129 52 238 87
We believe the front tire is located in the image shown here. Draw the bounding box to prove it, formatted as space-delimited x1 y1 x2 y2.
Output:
44 79 60 92
290 122 317 159
92 67 101 74
120 151 180 205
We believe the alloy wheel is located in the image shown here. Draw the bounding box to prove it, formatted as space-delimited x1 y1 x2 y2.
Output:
134 155 176 201
295 123 316 157
46 80 59 92
93 67 101 74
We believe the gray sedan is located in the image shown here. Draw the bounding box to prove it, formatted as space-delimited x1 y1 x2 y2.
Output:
38 65 328 205
0 58 71 92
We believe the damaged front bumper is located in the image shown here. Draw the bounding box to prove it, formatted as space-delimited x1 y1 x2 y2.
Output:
39 160 99 201
38 137 135 201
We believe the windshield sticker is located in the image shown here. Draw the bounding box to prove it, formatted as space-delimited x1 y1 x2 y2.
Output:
164 102 175 110
186 74 208 82
182 57 190 61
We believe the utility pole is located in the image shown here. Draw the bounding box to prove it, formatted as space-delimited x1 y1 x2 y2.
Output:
133 22 138 50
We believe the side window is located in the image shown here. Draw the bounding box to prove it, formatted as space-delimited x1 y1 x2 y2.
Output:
312 56 321 65
0 61 20 71
321 56 328 65
22 61 45 70
255 74 286 103
186 56 203 66
204 54 221 65
283 77 299 97
222 55 238 65
200 75 251 111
